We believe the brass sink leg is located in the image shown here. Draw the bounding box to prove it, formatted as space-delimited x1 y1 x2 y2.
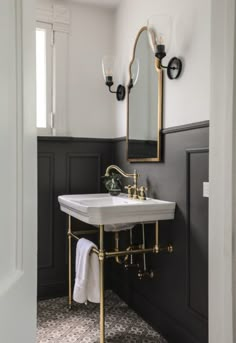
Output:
68 215 72 310
99 224 105 343
130 228 134 265
138 223 154 280
154 221 159 253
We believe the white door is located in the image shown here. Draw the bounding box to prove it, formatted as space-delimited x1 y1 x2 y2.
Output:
0 1 37 342
209 0 235 342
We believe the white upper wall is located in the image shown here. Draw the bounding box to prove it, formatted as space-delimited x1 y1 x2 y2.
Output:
67 2 116 138
114 0 211 137
37 0 211 138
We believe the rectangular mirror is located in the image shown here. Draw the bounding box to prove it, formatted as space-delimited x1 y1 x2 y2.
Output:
127 26 163 162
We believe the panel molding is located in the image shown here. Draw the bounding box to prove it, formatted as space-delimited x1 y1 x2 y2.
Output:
38 136 115 143
162 121 209 135
186 147 209 321
38 152 55 270
66 153 102 194
37 120 210 143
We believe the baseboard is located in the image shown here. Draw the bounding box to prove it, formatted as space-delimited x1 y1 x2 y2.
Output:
38 281 67 300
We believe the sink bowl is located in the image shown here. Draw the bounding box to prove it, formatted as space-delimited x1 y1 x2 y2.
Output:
58 193 176 225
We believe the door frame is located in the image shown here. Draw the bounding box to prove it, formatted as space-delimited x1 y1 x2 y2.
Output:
0 0 37 342
209 0 236 341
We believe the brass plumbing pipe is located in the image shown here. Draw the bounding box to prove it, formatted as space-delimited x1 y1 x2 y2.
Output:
106 247 155 258
71 229 98 236
142 223 147 272
68 216 72 310
105 245 173 259
114 232 129 264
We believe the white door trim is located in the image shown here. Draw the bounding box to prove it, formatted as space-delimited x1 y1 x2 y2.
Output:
209 0 235 342
0 0 37 341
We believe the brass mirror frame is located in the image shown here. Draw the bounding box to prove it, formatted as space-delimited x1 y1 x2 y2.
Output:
126 26 163 162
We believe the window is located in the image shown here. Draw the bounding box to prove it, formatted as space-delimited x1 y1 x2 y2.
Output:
36 23 53 135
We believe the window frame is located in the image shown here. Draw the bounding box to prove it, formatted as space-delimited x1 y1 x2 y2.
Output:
36 22 53 136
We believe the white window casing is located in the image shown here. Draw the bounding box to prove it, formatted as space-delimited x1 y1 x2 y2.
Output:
36 2 69 136
36 22 53 136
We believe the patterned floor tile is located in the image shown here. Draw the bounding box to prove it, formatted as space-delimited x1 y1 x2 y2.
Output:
37 291 167 343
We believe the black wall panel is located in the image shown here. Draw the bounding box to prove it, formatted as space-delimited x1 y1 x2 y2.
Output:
66 153 101 194
37 137 113 298
111 124 209 343
38 153 54 270
187 148 209 320
37 123 209 343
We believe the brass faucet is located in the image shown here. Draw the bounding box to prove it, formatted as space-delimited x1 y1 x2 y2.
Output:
104 165 139 199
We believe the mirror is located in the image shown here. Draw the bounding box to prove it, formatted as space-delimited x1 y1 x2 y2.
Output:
127 27 163 162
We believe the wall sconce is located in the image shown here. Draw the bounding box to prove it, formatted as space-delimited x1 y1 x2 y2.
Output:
102 56 126 101
147 15 182 80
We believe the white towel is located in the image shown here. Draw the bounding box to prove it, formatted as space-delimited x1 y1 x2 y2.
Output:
73 238 100 304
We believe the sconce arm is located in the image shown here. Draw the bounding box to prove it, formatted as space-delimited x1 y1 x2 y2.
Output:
161 64 177 70
108 86 118 94
107 85 126 101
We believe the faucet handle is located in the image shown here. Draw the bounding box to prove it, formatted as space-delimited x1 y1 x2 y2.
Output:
138 186 148 200
124 185 133 198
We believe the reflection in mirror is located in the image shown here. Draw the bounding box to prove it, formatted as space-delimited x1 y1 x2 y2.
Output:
127 27 163 162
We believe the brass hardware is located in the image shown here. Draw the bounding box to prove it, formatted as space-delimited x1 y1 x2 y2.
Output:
105 164 137 179
138 269 155 280
124 228 139 269
105 165 140 200
68 232 99 255
141 223 147 272
154 221 159 253
124 246 140 269
99 251 105 261
137 186 148 200
129 229 134 266
67 222 99 311
124 185 132 198
99 225 105 343
131 185 138 199
137 223 154 280
114 232 129 264
66 216 173 342
72 229 98 236
106 247 155 258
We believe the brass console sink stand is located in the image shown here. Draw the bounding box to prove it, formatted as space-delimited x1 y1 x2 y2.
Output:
67 216 173 343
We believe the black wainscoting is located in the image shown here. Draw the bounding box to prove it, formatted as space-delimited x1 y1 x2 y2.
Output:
37 137 114 298
128 139 157 159
111 124 209 343
37 122 209 343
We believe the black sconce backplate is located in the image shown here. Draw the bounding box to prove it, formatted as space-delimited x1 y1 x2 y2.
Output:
116 85 126 101
167 57 182 79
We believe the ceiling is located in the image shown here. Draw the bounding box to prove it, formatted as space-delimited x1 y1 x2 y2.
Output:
71 0 121 9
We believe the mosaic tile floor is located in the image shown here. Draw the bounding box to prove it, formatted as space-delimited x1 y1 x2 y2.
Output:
37 291 167 343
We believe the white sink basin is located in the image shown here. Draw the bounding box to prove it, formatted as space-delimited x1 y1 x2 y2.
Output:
58 193 176 225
